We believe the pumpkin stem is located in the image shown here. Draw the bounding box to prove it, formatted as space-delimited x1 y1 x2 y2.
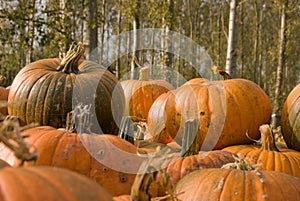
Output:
118 116 135 144
0 116 38 166
56 42 85 74
211 66 231 80
139 67 149 81
221 153 261 171
259 124 279 152
131 149 177 201
180 119 200 157
65 104 92 134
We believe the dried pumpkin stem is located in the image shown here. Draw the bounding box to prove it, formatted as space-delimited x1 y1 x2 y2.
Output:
139 67 149 81
118 116 135 144
56 42 85 74
0 116 38 166
181 119 199 157
221 153 261 171
259 124 279 152
65 104 92 134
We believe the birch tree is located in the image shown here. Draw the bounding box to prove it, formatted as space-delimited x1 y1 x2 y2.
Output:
225 0 239 77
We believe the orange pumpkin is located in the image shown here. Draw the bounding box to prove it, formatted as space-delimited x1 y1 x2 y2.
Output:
148 78 272 150
281 83 300 151
0 166 113 201
121 67 174 120
161 150 236 184
174 168 300 201
223 124 300 178
0 126 143 196
8 43 124 134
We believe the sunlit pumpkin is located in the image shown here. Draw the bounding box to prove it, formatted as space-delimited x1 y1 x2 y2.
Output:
0 126 144 196
121 67 174 120
8 42 124 134
281 83 300 151
0 166 113 201
148 78 272 151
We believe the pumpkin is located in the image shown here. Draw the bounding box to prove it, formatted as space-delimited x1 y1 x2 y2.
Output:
0 166 113 201
223 124 300 178
0 126 144 196
146 92 174 144
121 67 174 120
281 83 300 151
174 168 300 201
148 78 272 151
0 86 9 116
8 42 124 134
161 150 236 184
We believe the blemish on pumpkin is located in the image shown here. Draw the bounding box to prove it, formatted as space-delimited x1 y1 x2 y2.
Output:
200 111 205 116
119 174 128 183
213 177 224 192
262 194 267 199
102 167 108 172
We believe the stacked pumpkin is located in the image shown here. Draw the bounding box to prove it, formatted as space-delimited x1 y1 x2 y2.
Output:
0 42 141 197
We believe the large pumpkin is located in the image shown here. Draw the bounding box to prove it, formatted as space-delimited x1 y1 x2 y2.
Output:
8 42 124 134
148 78 272 150
281 83 300 151
223 124 300 178
121 67 174 120
161 150 236 184
0 126 144 196
0 166 113 201
174 168 300 201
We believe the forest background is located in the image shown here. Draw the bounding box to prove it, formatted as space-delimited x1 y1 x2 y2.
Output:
0 0 299 126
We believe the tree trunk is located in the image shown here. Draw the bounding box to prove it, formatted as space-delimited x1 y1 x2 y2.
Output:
26 0 35 65
83 0 98 61
272 1 287 128
225 0 239 77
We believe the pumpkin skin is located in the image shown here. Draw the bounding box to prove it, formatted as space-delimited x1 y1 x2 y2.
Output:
0 126 143 196
223 124 300 178
149 78 272 150
0 86 9 115
146 92 174 144
121 68 174 120
8 58 125 134
174 168 300 201
161 150 236 184
223 144 300 178
281 83 300 151
0 166 113 201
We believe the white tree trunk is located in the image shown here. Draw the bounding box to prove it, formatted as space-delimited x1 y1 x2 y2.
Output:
225 0 239 77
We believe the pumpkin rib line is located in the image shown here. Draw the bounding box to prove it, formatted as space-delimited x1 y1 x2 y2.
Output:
43 72 64 127
31 73 54 125
1 168 36 200
50 130 67 166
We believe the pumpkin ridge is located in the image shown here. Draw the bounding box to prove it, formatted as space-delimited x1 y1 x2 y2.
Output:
31 73 55 125
43 73 67 126
49 130 67 166
20 167 71 200
290 100 300 132
1 168 34 200
222 82 244 143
